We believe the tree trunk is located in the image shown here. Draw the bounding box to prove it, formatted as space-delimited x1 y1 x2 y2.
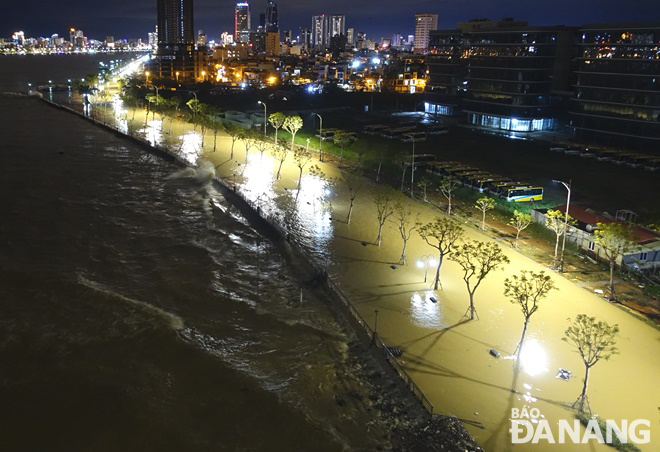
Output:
276 160 284 180
447 195 452 216
433 253 444 290
609 259 616 301
516 318 529 358
376 222 384 246
482 210 486 230
274 128 278 145
376 155 383 182
469 290 476 320
515 229 521 247
230 141 235 159
297 168 303 190
423 186 427 202
213 131 217 152
400 240 407 265
347 199 355 224
400 168 406 192
340 148 344 163
554 234 561 268
579 365 591 413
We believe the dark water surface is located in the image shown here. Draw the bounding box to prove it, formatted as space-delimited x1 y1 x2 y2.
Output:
0 57 381 451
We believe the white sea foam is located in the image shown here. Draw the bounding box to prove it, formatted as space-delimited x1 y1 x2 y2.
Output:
77 274 184 330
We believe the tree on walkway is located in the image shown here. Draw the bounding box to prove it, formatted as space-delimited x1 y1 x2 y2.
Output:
451 241 510 320
594 222 636 301
504 270 556 355
418 218 465 290
563 314 619 414
293 146 313 191
186 98 201 129
373 191 395 246
334 131 356 164
439 176 460 216
509 210 533 248
268 112 286 144
390 203 420 265
545 209 576 269
224 124 242 159
95 89 111 123
417 177 431 203
395 154 409 192
240 128 258 163
342 168 364 224
273 142 288 180
209 115 225 152
476 197 496 230
283 116 303 152
256 135 269 159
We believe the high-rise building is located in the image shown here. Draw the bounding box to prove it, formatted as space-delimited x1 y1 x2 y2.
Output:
329 15 346 40
312 15 327 48
197 30 207 46
265 31 280 56
154 0 197 80
346 28 355 47
414 14 438 54
570 23 660 150
235 2 251 41
311 14 346 49
266 1 279 33
300 27 312 50
220 32 234 46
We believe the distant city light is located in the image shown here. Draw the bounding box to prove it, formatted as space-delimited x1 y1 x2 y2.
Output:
351 60 360 68
372 57 381 64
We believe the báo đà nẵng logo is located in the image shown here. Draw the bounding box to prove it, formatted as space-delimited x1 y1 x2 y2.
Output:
509 408 650 445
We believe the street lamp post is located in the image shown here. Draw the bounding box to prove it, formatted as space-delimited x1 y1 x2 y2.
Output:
315 113 323 162
553 179 572 273
257 101 267 139
417 255 437 283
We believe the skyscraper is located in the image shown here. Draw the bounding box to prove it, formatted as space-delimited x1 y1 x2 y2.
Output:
235 2 251 41
414 13 438 54
311 14 346 49
157 0 194 47
153 0 198 81
265 1 279 33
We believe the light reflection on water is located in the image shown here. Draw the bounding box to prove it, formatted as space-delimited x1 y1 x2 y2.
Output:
410 291 443 329
518 339 549 377
178 130 202 164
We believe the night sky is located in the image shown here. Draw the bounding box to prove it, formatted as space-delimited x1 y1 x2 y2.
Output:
3 0 658 42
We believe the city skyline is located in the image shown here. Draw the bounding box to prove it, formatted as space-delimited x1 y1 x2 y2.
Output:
2 0 659 43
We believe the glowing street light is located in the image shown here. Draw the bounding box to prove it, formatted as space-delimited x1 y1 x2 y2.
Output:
145 71 150 84
553 179 572 273
257 101 267 138
175 71 180 84
417 255 437 283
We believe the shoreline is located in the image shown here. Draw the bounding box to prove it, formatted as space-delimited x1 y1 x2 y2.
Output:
34 94 483 450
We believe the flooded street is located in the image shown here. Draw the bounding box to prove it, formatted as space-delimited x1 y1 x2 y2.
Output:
86 94 660 451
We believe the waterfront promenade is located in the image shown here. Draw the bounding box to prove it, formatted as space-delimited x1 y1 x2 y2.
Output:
50 93 659 451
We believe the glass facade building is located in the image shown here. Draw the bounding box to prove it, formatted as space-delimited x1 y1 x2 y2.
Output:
570 23 660 151
154 0 196 80
462 26 575 132
425 25 575 131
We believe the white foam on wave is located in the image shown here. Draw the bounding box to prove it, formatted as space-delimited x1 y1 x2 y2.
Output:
76 274 184 330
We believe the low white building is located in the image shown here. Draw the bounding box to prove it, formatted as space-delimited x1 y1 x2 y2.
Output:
532 205 660 271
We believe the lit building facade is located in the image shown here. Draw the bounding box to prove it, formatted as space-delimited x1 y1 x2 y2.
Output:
414 14 438 54
570 23 660 151
463 26 575 132
154 0 196 80
425 29 464 116
235 2 251 41
311 14 346 50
